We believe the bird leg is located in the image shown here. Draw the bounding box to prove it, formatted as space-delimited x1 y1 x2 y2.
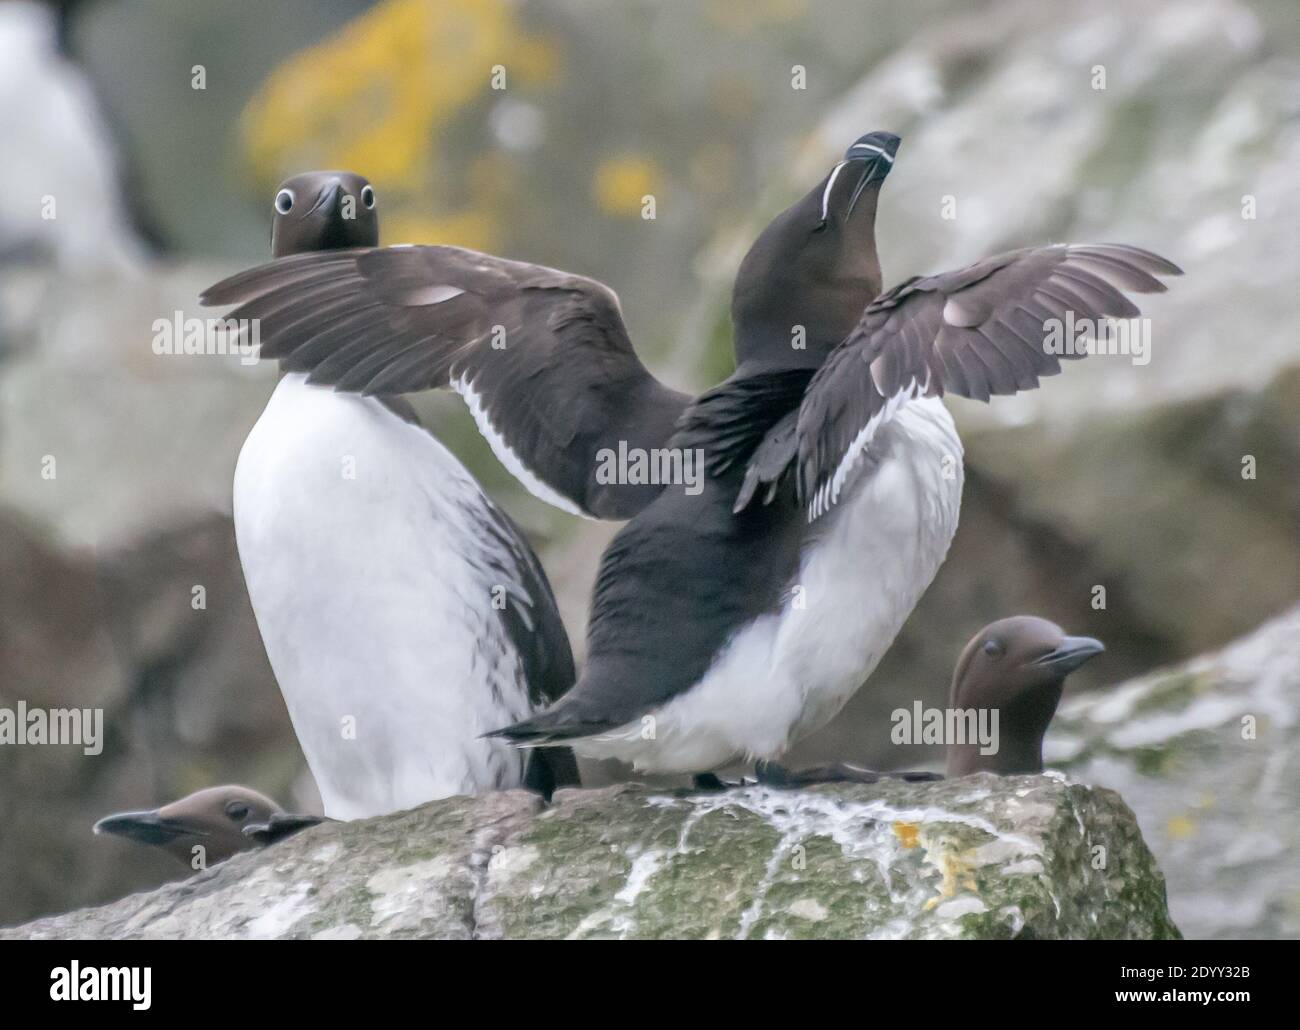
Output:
691 772 735 791
754 760 943 787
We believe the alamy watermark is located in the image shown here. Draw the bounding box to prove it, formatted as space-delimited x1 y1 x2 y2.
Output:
151 311 260 365
50 962 151 1010
1043 312 1152 366
594 442 705 496
891 701 998 755
0 701 103 755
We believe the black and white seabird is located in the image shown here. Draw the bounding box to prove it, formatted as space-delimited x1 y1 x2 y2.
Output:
202 136 1180 778
946 616 1104 777
92 785 318 865
229 171 578 819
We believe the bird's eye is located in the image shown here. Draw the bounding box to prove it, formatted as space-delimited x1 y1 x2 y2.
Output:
275 189 294 214
225 802 250 821
361 185 376 209
982 639 1005 659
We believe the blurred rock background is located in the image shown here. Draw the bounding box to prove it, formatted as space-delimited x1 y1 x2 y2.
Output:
0 0 1296 933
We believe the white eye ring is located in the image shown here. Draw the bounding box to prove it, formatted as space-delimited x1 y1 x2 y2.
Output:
275 188 294 214
360 185 376 209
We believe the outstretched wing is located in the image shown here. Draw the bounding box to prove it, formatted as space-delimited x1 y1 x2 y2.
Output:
738 243 1181 521
202 246 691 520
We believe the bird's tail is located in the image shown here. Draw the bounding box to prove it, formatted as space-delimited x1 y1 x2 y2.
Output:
485 701 616 746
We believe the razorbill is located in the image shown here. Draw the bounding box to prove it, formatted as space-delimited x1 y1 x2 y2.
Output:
202 137 1179 778
229 171 578 819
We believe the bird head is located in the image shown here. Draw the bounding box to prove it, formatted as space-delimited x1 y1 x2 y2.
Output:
270 170 378 257
730 131 900 372
93 785 281 866
947 616 1105 776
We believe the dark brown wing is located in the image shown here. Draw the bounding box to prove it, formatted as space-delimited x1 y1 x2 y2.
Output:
202 245 690 520
737 243 1181 521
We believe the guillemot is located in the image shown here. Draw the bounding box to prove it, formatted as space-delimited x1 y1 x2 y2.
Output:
208 178 693 519
92 785 318 866
756 616 1104 785
201 136 1179 779
228 171 578 819
945 616 1104 777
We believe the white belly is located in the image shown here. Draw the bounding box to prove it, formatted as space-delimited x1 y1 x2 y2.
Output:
574 397 963 773
233 375 540 819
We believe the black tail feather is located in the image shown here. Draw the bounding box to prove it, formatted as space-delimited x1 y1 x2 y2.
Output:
485 707 617 745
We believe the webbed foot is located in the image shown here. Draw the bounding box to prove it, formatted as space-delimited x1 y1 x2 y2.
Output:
754 760 943 787
691 772 732 791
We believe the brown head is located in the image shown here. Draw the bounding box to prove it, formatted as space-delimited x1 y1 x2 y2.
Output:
93 785 282 867
270 170 378 257
945 616 1104 777
730 132 899 373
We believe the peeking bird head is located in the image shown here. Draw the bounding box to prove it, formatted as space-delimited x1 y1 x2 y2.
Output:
93 785 282 865
946 616 1105 777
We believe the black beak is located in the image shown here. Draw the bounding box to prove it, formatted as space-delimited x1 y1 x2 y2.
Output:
1032 636 1105 676
844 132 900 218
93 810 208 845
243 812 325 846
307 180 344 217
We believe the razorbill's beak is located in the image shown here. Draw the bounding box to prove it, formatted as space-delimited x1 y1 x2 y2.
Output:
844 131 901 219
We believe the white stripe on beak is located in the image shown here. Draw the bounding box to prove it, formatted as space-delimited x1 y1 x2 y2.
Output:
848 142 895 163
820 161 848 220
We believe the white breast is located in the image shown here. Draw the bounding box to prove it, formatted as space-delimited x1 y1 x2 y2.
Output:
233 375 540 818
573 397 963 773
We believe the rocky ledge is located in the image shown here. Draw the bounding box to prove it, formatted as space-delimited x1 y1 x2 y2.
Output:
4 775 1178 940
1049 603 1300 939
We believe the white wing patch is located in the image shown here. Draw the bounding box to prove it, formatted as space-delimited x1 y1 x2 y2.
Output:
451 372 592 519
808 375 927 522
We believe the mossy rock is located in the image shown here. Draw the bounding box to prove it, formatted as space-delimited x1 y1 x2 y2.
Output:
4 777 1178 940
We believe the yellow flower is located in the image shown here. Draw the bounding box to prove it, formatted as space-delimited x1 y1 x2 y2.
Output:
1165 814 1197 840
891 821 920 849
385 211 497 252
240 0 558 251
593 156 662 217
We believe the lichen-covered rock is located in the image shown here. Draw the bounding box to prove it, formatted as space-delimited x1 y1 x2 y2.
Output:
1048 604 1300 940
3 791 544 941
3 777 1178 940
